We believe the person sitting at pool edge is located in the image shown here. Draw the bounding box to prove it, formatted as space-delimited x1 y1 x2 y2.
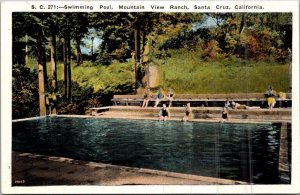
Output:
220 107 228 123
154 87 164 107
159 104 169 121
278 91 287 100
182 103 192 122
142 87 151 108
265 86 276 109
224 98 230 110
267 96 276 109
265 86 276 97
166 88 175 107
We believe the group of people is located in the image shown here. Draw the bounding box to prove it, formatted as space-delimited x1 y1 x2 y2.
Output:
142 87 174 108
151 87 190 121
158 103 191 122
220 86 282 122
224 86 280 110
141 86 177 121
142 85 285 122
159 100 228 123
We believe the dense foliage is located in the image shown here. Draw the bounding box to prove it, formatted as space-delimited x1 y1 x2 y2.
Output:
12 64 39 118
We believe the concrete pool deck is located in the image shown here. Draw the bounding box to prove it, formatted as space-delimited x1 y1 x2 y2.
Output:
89 106 292 123
51 106 292 124
12 152 247 186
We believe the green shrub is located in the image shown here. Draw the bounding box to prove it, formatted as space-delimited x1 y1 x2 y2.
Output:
12 64 39 119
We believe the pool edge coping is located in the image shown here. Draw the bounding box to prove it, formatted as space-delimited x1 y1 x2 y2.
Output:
32 114 291 125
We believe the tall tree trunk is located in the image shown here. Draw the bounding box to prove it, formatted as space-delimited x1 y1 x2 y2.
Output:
37 30 46 116
49 33 57 114
76 38 82 66
134 27 141 87
134 28 141 63
141 31 146 56
238 13 245 34
141 30 150 65
62 37 67 100
62 35 72 103
42 42 48 92
66 36 72 103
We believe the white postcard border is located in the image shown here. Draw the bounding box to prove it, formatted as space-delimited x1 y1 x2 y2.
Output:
1 0 299 194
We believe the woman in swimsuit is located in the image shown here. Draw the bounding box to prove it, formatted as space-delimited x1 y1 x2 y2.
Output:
166 88 175 107
220 107 228 123
159 104 169 121
182 103 191 122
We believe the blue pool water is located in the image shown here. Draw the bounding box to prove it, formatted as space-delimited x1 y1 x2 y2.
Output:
12 116 291 184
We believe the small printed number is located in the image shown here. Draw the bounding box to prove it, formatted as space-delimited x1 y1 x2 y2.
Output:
14 180 25 184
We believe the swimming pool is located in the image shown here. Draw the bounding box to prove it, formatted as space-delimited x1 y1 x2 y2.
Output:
12 116 291 184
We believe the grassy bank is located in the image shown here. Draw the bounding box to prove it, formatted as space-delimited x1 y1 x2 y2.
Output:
27 59 135 93
155 48 290 94
26 49 290 94
71 61 134 92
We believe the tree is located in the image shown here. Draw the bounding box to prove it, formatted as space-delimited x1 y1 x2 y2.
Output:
89 12 202 88
44 13 60 114
57 13 73 103
36 28 47 116
209 13 292 62
24 13 49 116
70 13 89 65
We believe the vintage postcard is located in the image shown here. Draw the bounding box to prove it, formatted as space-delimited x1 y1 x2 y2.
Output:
1 0 300 194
